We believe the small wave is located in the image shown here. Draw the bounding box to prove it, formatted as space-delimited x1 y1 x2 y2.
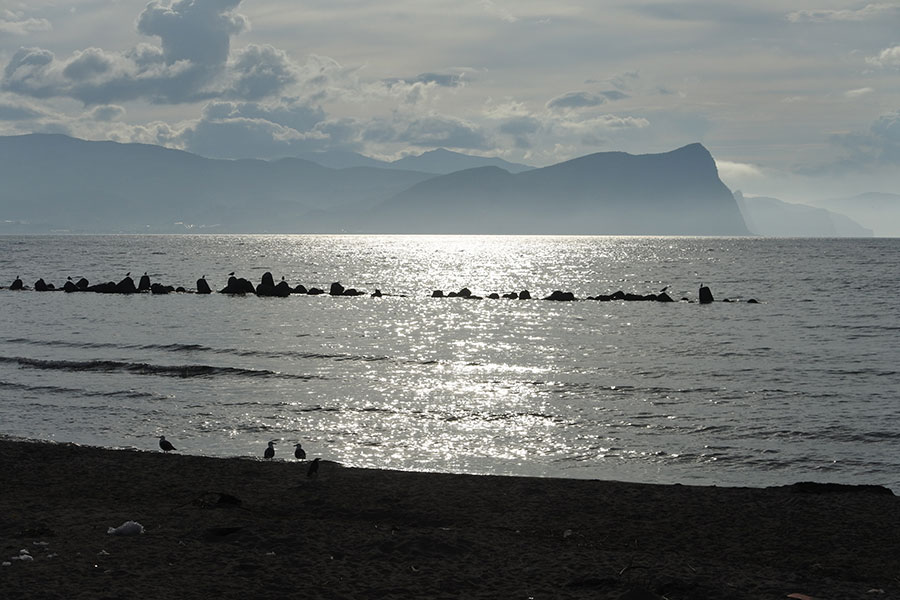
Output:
0 380 157 400
2 337 389 363
0 355 320 380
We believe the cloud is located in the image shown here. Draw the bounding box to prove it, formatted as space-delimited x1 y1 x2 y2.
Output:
844 87 874 99
172 98 330 158
787 4 898 23
89 104 126 122
364 114 490 150
0 10 52 35
866 46 900 68
716 160 763 179
0 0 294 105
0 97 45 121
225 44 299 100
136 0 248 67
821 110 900 173
546 90 628 111
481 0 518 23
386 71 467 88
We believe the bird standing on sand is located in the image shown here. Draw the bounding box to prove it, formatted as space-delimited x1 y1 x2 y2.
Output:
294 443 306 460
158 436 176 452
307 457 320 478
264 441 276 459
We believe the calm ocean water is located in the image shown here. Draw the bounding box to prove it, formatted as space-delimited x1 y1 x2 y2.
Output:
0 235 897 490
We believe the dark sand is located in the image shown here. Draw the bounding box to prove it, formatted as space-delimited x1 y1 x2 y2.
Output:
1 438 899 599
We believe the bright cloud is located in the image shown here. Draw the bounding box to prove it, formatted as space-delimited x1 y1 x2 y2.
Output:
0 9 51 35
866 46 900 68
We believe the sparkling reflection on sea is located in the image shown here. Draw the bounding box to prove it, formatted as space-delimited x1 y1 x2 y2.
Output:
0 235 898 490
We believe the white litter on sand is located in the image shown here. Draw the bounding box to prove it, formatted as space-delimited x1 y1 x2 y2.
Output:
107 521 145 536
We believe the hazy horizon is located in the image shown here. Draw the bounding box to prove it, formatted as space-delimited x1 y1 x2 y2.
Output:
2 1 900 209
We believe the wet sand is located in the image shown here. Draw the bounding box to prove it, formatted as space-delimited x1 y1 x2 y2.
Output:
1 437 898 599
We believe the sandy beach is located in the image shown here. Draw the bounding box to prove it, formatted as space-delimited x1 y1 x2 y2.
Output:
1 438 898 599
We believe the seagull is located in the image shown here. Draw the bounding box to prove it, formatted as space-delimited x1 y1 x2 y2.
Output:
126 272 130 277
228 271 235 277
660 285 669 293
264 441 275 459
158 435 176 452
294 443 306 460
307 457 320 478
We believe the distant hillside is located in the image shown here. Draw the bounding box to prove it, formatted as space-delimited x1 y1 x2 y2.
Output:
0 134 432 233
0 134 751 235
355 143 750 235
270 147 533 173
816 192 900 237
735 192 872 237
390 148 533 174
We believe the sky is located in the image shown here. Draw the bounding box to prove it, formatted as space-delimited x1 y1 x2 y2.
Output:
1 0 900 203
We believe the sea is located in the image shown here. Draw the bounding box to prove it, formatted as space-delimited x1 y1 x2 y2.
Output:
0 234 897 491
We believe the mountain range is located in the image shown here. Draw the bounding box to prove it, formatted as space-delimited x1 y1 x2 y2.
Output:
735 192 873 237
0 133 886 235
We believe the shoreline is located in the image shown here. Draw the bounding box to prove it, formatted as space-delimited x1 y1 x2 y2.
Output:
2 438 899 599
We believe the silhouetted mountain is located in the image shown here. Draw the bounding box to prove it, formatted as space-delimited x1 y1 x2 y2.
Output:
735 192 872 237
389 148 533 174
816 192 900 237
355 144 750 234
0 134 432 233
268 147 532 173
0 135 750 235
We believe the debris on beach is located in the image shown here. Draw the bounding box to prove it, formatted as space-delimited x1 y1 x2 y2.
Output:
107 520 145 536
7 549 34 562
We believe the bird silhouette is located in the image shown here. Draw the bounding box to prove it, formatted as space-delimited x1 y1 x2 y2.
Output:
158 435 176 452
660 285 669 293
294 443 306 460
264 441 275 459
307 457 320 478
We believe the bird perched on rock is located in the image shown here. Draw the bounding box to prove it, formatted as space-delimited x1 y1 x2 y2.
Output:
264 441 275 459
158 436 176 452
294 443 306 460
307 457 320 478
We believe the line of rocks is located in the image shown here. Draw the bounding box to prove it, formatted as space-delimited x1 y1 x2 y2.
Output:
431 285 758 304
4 276 757 303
